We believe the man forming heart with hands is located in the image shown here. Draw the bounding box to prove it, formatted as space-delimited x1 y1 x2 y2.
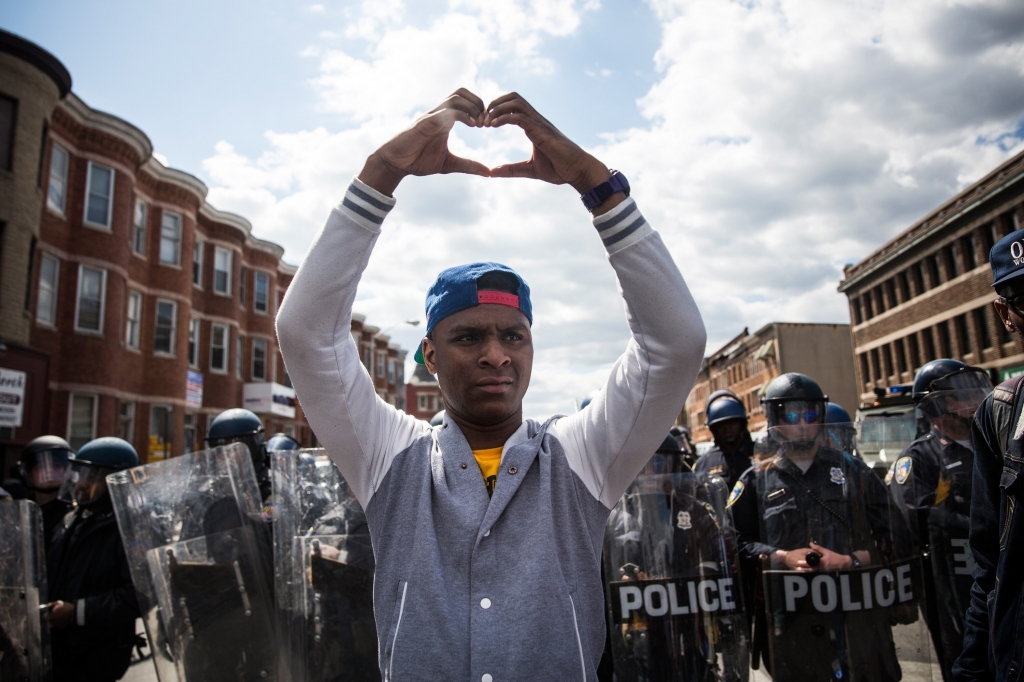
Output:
278 89 706 680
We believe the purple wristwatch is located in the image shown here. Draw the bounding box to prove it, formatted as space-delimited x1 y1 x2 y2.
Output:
580 170 630 211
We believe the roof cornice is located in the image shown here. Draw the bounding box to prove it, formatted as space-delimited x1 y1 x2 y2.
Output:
60 93 152 161
0 29 72 97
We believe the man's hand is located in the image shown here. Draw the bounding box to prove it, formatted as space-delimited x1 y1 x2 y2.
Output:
485 93 619 204
358 89 491 196
45 600 74 629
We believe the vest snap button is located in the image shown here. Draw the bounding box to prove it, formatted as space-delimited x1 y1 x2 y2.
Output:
508 466 518 474
460 463 467 469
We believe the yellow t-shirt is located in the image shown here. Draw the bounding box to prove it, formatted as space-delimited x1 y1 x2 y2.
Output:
473 447 503 497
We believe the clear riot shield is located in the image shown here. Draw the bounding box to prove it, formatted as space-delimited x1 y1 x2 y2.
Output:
272 449 378 682
107 443 277 682
604 472 749 682
0 500 51 682
755 424 934 682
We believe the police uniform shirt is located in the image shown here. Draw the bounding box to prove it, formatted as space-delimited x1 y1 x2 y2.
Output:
731 446 902 565
694 436 754 491
888 428 974 513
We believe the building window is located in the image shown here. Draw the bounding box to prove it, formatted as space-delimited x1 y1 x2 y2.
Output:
68 393 97 451
84 161 115 228
149 405 173 458
397 363 404 384
851 298 863 325
36 253 59 325
884 279 897 309
154 300 177 355
908 334 921 371
944 243 961 280
118 401 135 443
363 346 372 373
388 359 396 383
239 266 247 306
927 254 942 288
923 329 936 362
911 262 925 296
254 272 269 313
859 353 870 386
236 333 244 379
75 265 107 334
897 271 911 303
47 145 69 214
418 394 427 410
862 293 873 320
870 348 880 383
183 413 197 454
377 351 387 378
214 247 232 294
955 314 972 355
975 308 992 350
252 338 268 380
159 211 181 265
192 239 204 286
937 321 952 358
188 317 200 367
132 200 148 256
0 95 15 171
894 340 907 375
962 235 978 271
882 344 893 379
211 323 228 373
125 290 142 349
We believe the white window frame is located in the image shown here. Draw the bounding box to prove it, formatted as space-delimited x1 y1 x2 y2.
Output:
418 394 427 410
388 359 396 384
188 317 200 368
239 266 247 307
210 323 229 374
159 211 182 266
35 252 60 326
132 199 148 257
67 393 98 450
376 351 386 378
252 337 268 381
125 290 142 350
213 246 232 295
83 161 115 230
74 265 107 335
192 238 204 287
118 401 136 443
253 271 270 314
236 332 244 379
47 144 69 216
153 299 178 356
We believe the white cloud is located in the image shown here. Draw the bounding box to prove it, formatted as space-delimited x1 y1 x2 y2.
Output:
203 0 1024 418
308 3 326 13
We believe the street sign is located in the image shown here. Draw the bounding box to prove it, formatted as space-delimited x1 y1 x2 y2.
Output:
0 368 27 428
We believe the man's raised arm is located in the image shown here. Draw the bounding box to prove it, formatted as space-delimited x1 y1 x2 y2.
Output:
276 90 490 507
483 94 707 509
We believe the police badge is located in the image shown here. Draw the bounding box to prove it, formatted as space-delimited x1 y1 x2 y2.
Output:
829 467 846 485
677 511 692 530
894 456 913 485
727 481 744 508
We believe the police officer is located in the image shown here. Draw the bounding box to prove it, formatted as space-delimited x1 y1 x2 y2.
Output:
731 373 909 681
888 359 992 680
18 435 73 548
266 432 301 451
45 437 140 682
694 389 754 490
639 433 695 476
205 408 272 501
823 402 858 456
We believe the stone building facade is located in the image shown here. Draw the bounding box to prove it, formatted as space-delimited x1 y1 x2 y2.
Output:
681 322 858 444
838 149 1024 405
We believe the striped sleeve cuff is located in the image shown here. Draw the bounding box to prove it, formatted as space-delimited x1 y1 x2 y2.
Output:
593 197 653 254
336 177 397 231
76 598 86 626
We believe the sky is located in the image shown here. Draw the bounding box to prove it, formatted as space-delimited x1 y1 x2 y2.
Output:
4 0 1024 419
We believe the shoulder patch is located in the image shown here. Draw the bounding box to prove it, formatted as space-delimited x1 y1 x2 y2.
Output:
727 480 745 508
894 456 913 485
702 501 720 528
709 465 724 476
884 462 896 486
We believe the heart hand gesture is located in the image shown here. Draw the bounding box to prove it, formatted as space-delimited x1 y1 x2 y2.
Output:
359 89 491 196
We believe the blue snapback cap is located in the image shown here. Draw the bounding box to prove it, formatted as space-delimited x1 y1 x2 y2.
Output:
413 262 532 364
990 228 1024 290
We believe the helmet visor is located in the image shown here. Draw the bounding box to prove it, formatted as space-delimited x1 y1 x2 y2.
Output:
766 400 826 428
918 369 993 421
58 461 113 506
22 449 71 491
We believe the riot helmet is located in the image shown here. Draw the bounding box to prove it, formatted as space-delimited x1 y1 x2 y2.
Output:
18 435 73 492
912 360 992 433
641 433 692 475
206 408 268 468
706 391 749 452
59 437 139 507
761 373 828 450
824 402 856 454
266 432 301 452
430 410 446 426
